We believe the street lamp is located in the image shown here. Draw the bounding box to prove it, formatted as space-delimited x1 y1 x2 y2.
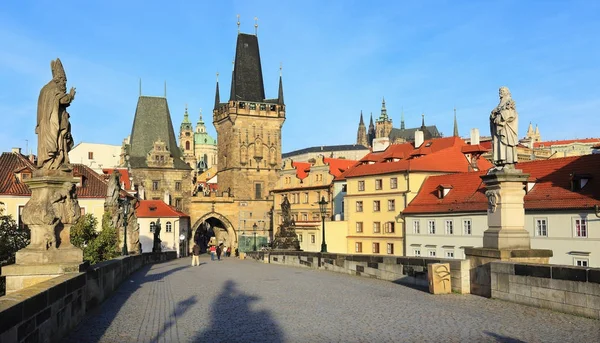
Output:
318 196 328 253
252 223 258 252
119 197 131 256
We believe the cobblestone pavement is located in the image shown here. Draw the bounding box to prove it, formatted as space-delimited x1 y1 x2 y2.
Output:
64 256 600 343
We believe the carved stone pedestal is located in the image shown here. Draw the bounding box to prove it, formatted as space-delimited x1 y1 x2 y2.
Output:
3 171 84 294
272 227 300 251
465 168 552 297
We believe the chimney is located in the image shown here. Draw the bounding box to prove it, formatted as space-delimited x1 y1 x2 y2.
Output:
372 137 390 152
414 130 424 148
470 128 480 145
11 147 21 154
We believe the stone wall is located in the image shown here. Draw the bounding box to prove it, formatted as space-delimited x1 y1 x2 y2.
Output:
491 261 600 319
246 251 470 294
0 252 176 343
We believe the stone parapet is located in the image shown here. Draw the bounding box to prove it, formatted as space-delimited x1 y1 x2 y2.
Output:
0 252 177 343
491 261 600 319
245 251 471 294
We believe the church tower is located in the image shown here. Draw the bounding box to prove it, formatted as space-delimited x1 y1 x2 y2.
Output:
193 109 218 171
213 32 285 200
375 97 393 139
179 106 197 168
356 110 368 147
368 113 376 147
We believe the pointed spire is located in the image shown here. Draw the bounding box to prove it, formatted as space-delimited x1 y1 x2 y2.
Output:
183 104 190 123
278 63 284 105
198 108 204 124
535 124 540 135
527 122 534 135
369 112 374 128
400 107 405 130
214 72 221 110
359 110 364 125
421 113 425 128
380 97 388 120
453 107 459 137
237 14 240 34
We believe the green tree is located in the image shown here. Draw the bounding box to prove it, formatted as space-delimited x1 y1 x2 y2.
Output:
0 210 30 266
70 212 120 265
70 213 98 249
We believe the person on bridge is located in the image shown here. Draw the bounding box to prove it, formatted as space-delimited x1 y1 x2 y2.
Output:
216 244 222 261
191 244 201 266
209 245 216 261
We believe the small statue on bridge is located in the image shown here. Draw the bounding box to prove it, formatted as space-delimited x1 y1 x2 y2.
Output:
153 219 162 252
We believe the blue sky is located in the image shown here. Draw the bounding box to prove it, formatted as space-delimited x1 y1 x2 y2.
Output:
1 1 599 154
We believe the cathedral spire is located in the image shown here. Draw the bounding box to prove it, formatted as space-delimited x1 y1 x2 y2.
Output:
359 110 364 125
380 97 388 120
278 64 284 105
453 107 459 137
214 73 220 110
369 113 374 128
421 113 426 129
400 107 405 130
527 122 534 136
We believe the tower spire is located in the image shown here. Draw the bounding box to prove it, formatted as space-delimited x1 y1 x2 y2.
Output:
400 107 405 130
237 14 240 34
359 110 364 125
183 104 190 123
421 113 425 128
214 72 221 110
453 107 459 137
380 97 388 120
254 17 258 36
278 64 284 105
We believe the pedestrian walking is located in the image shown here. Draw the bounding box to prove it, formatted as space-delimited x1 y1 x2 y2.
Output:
209 245 216 261
226 246 231 257
191 243 201 266
216 244 222 261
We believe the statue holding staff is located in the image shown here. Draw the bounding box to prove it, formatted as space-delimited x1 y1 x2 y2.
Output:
490 86 518 168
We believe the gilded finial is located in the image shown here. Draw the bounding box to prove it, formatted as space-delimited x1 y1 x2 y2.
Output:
216 72 219 82
279 62 283 76
237 14 240 34
254 17 258 36
232 60 235 71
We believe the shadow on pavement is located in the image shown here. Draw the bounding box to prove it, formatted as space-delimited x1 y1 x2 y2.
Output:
63 261 188 343
484 331 527 343
193 279 284 343
146 295 197 342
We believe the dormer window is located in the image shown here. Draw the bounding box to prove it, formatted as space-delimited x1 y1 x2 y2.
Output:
526 181 536 193
436 184 453 199
570 173 591 191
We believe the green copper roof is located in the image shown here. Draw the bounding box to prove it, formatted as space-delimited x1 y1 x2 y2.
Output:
194 131 217 146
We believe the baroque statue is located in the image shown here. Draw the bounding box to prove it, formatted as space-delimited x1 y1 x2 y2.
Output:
272 196 300 251
36 58 76 170
490 86 518 168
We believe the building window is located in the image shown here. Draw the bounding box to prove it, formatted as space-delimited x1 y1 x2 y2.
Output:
298 234 303 242
150 221 156 233
373 200 380 212
166 221 172 233
356 201 363 212
385 222 395 233
175 198 182 210
80 207 86 216
185 141 190 150
375 179 383 190
355 242 363 253
175 181 181 191
342 184 347 192
445 250 454 258
390 177 398 189
18 205 28 231
428 220 436 234
413 221 420 234
88 151 94 160
413 248 421 256
260 104 266 111
255 183 263 199
152 181 159 191
445 220 453 235
249 103 256 110
574 218 587 237
372 242 380 253
387 199 395 211
387 243 394 255
373 222 381 233
535 218 548 237
574 258 588 267
303 192 309 204
428 250 437 257
356 222 363 233
316 174 323 182
358 181 365 191
310 235 316 243
463 219 472 235
302 213 308 221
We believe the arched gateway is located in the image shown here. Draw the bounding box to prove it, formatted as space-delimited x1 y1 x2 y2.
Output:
191 212 237 253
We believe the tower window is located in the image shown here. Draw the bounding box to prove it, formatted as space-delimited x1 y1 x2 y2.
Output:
260 104 266 111
270 105 276 111
239 102 246 109
249 103 256 110
185 141 190 150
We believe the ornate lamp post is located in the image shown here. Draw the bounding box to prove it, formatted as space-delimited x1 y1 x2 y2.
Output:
318 196 328 253
119 197 131 256
252 223 258 252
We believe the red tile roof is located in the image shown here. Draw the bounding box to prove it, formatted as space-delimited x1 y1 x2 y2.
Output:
343 137 493 178
403 154 600 214
323 158 357 178
102 168 132 191
136 200 189 218
0 152 117 199
533 138 600 149
292 162 311 180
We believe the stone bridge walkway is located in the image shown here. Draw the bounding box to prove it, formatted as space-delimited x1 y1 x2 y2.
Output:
64 256 599 343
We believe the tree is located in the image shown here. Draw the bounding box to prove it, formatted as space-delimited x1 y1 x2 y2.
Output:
70 212 119 265
70 213 98 249
0 210 30 266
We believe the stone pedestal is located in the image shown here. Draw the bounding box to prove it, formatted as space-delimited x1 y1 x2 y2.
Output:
4 170 84 293
272 226 300 251
465 168 552 297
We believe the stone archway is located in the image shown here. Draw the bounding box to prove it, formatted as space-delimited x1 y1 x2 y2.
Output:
191 212 237 252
